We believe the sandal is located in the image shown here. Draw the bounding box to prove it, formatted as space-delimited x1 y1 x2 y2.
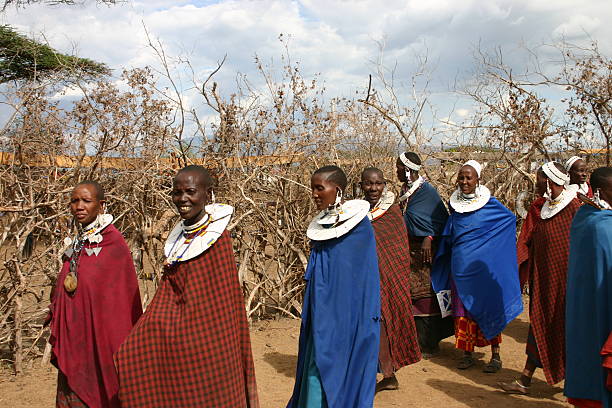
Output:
483 358 502 373
457 355 475 370
498 380 529 395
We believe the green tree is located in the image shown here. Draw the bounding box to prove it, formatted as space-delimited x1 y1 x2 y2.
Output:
0 25 109 83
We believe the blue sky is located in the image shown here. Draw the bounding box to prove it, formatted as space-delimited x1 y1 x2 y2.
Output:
2 0 611 145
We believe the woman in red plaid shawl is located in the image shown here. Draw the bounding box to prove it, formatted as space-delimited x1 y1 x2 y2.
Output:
361 167 422 393
115 165 259 408
501 162 581 395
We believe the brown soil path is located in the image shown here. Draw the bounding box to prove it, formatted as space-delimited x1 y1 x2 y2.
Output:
0 309 570 407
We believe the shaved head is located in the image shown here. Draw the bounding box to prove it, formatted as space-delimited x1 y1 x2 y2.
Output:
75 180 105 201
361 167 384 181
313 165 347 190
175 165 214 188
591 167 612 191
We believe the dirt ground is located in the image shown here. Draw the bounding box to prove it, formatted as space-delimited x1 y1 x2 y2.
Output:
0 306 570 407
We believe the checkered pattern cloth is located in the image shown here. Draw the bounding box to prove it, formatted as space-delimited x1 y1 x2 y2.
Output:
454 317 502 352
371 204 422 369
115 230 259 408
56 371 88 408
528 198 581 385
516 197 545 288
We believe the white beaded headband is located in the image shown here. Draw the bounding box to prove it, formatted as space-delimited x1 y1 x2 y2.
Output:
399 153 421 171
542 162 569 186
564 156 583 171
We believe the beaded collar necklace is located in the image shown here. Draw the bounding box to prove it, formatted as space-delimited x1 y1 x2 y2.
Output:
165 213 212 266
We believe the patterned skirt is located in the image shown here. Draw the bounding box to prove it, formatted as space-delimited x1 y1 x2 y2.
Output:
454 317 502 352
56 371 88 408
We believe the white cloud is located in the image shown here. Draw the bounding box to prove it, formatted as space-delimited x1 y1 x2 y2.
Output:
552 14 601 39
1 0 611 143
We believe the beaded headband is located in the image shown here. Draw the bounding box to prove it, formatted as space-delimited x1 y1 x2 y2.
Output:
399 153 421 171
542 162 569 186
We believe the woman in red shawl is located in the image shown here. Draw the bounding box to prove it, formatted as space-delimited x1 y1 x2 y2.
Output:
501 162 581 394
49 181 142 407
115 165 259 408
361 167 422 393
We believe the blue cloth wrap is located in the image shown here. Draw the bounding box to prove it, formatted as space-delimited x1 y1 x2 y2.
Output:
431 197 523 340
287 216 381 408
403 182 449 237
565 205 612 406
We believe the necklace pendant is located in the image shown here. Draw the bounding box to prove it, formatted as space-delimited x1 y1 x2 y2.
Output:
64 272 78 293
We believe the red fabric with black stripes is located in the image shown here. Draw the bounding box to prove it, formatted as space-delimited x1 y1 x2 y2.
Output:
516 196 545 288
371 204 422 369
528 197 581 385
115 230 259 408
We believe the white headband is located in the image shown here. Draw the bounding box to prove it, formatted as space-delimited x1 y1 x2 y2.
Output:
399 153 421 171
542 162 569 186
564 156 583 171
463 160 482 177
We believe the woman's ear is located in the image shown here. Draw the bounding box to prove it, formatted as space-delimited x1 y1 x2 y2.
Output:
206 186 215 204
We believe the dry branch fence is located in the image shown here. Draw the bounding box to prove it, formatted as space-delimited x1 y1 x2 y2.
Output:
1 147 602 376
0 40 608 376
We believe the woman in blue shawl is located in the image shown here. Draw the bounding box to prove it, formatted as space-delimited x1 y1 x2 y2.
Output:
565 167 612 408
287 165 381 408
431 160 523 373
397 152 453 357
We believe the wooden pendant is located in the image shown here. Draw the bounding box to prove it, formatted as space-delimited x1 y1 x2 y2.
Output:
64 272 78 293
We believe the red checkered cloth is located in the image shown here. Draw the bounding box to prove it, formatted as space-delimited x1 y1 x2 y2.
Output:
454 317 502 352
371 204 422 369
516 197 545 288
528 198 581 385
115 230 259 408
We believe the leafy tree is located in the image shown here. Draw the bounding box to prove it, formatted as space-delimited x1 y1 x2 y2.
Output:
0 25 109 83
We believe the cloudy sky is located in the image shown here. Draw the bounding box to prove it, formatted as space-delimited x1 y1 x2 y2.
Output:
3 0 611 143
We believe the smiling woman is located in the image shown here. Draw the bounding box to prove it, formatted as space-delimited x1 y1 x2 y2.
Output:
171 165 214 225
115 165 260 408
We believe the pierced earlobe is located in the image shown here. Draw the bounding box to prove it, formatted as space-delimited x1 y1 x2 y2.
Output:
334 189 343 207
